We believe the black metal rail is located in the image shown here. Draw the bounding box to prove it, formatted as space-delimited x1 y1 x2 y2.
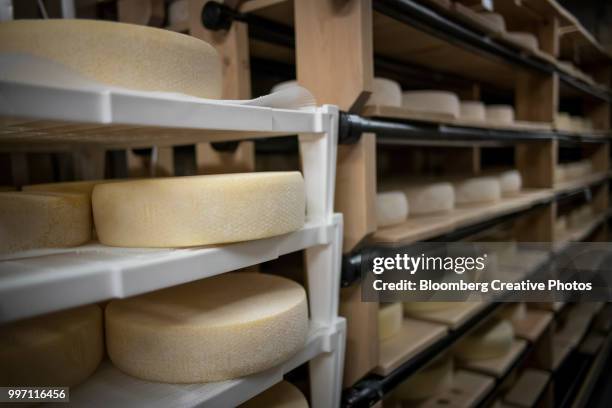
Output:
200 1 612 102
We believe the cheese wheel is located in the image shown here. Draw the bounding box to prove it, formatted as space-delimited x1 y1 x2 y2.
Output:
0 191 91 253
240 381 309 408
459 101 486 121
555 112 572 131
393 355 453 400
0 305 104 387
403 302 455 314
498 170 522 197
24 180 103 197
498 303 527 323
92 172 305 247
379 302 403 341
106 273 308 383
376 191 409 228
404 182 455 215
478 12 506 31
485 105 515 124
0 19 221 98
401 91 460 118
455 319 514 361
168 0 189 28
366 77 402 107
454 176 501 205
507 32 539 51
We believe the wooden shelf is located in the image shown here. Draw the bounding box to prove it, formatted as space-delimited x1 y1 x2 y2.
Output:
373 189 553 244
514 309 554 342
362 105 552 132
459 339 528 378
503 368 550 408
403 302 487 330
414 370 495 408
374 318 448 376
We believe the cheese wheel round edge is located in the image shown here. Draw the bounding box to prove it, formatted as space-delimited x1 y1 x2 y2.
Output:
402 90 460 118
367 77 402 107
459 101 486 121
454 176 502 205
0 19 222 98
485 105 515 124
0 305 104 387
92 172 305 247
0 191 92 253
404 182 455 215
376 191 409 228
105 273 309 383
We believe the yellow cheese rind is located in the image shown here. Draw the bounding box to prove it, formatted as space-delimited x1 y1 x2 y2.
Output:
455 319 514 361
240 381 309 408
92 172 305 247
376 191 409 228
106 273 309 383
460 101 486 121
402 91 460 118
367 78 402 107
0 19 221 98
0 305 104 387
394 355 453 400
454 176 501 205
485 105 515 124
404 182 455 215
379 303 403 341
0 191 91 253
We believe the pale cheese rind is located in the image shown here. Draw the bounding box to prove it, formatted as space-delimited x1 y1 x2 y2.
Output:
0 19 221 98
459 101 486 121
498 170 522 197
485 105 515 124
454 176 501 205
92 172 305 247
404 182 455 215
402 91 460 118
240 381 309 408
0 191 91 253
376 191 409 228
367 78 402 107
0 305 104 387
106 273 309 383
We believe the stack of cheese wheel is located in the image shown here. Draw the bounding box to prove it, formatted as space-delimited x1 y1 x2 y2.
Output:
366 77 402 107
459 101 486 121
240 381 309 408
454 318 514 361
92 172 305 247
485 105 515 124
393 354 453 401
379 303 403 341
404 182 455 215
401 90 460 118
0 191 91 253
376 191 409 228
0 305 104 387
497 170 522 197
506 32 539 51
0 19 222 98
105 273 308 382
454 176 502 205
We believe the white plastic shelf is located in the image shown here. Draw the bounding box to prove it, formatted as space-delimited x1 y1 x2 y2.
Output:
0 77 333 149
0 217 340 324
67 318 346 408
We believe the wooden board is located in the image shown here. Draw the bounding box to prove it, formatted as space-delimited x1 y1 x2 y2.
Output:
514 309 554 342
374 318 448 376
459 339 527 378
404 302 487 330
415 370 495 408
503 368 550 408
553 171 611 194
372 189 554 244
578 332 605 356
362 105 553 131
